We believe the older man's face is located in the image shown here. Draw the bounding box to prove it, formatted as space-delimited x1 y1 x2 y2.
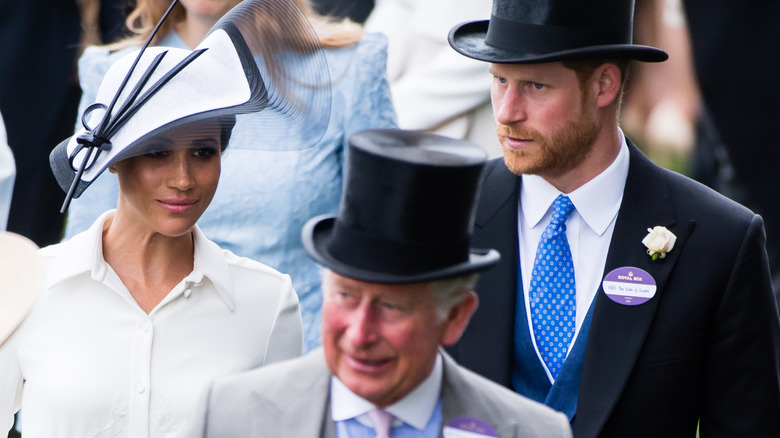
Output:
321 272 465 407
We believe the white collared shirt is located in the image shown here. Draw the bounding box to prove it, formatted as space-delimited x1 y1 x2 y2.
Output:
0 211 303 438
518 133 629 381
331 353 443 431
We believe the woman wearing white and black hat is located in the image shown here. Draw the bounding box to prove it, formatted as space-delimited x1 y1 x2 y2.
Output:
0 1 335 436
65 0 397 355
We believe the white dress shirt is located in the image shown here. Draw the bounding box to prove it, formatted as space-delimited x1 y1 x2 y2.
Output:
331 353 443 432
519 134 629 381
0 211 303 437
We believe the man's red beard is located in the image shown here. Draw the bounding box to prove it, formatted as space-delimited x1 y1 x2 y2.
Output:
496 103 600 178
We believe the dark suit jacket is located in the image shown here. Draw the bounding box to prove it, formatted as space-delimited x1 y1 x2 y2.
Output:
683 0 780 304
0 0 81 246
447 141 780 438
195 349 572 437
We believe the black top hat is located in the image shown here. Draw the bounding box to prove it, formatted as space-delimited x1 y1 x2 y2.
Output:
449 0 668 64
302 129 500 284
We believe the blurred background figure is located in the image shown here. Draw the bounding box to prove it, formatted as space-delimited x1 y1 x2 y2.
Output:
0 112 15 231
80 0 135 45
0 0 82 247
310 0 374 23
365 0 501 157
63 0 397 352
619 0 699 173
624 0 780 304
682 0 780 302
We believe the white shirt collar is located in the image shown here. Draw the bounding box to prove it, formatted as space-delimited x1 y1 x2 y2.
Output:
521 131 629 235
191 224 235 310
330 353 443 430
46 210 236 310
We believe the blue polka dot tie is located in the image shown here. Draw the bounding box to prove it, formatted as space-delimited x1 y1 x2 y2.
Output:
530 195 576 380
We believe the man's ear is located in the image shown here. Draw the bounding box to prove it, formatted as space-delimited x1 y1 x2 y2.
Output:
440 290 479 346
594 62 622 108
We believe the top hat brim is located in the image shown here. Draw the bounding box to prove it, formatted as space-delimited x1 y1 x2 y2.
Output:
449 20 668 64
302 216 501 285
0 232 42 347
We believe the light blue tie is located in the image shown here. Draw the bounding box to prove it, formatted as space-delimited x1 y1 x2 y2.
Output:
529 195 576 380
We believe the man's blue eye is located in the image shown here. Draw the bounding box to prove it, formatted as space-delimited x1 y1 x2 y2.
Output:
381 301 398 311
533 82 544 90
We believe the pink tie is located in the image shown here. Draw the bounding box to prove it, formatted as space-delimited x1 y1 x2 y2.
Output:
367 408 394 438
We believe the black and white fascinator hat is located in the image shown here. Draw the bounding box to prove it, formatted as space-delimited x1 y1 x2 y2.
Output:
51 0 331 212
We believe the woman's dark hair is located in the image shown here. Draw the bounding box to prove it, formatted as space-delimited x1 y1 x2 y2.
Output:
218 115 237 152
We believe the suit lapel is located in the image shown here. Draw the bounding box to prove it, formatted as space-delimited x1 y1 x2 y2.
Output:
322 405 338 438
440 352 521 437
250 351 335 436
455 159 522 386
574 144 694 438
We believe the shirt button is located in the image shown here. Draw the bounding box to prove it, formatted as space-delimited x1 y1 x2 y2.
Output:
142 322 152 332
184 289 192 298
136 384 146 394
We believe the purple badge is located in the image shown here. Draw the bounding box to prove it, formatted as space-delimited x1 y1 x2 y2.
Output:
602 267 657 306
443 417 498 438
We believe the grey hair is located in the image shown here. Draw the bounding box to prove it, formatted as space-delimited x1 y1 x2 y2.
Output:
430 274 479 323
319 268 478 323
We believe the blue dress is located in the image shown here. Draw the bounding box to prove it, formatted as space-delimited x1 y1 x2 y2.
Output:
64 31 398 351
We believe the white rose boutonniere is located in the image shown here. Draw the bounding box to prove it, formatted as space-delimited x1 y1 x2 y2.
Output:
642 226 677 260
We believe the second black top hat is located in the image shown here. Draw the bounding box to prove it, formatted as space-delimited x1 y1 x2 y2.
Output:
302 129 500 284
449 0 668 64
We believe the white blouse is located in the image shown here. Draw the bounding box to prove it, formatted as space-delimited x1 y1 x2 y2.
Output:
0 211 303 437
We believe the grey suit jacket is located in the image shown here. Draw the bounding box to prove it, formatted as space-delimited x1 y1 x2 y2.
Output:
194 348 571 437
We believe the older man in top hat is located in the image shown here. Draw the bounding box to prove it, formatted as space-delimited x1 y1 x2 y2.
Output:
443 0 780 437
187 129 572 437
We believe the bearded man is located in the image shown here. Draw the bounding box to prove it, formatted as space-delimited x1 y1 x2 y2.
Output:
444 0 780 437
